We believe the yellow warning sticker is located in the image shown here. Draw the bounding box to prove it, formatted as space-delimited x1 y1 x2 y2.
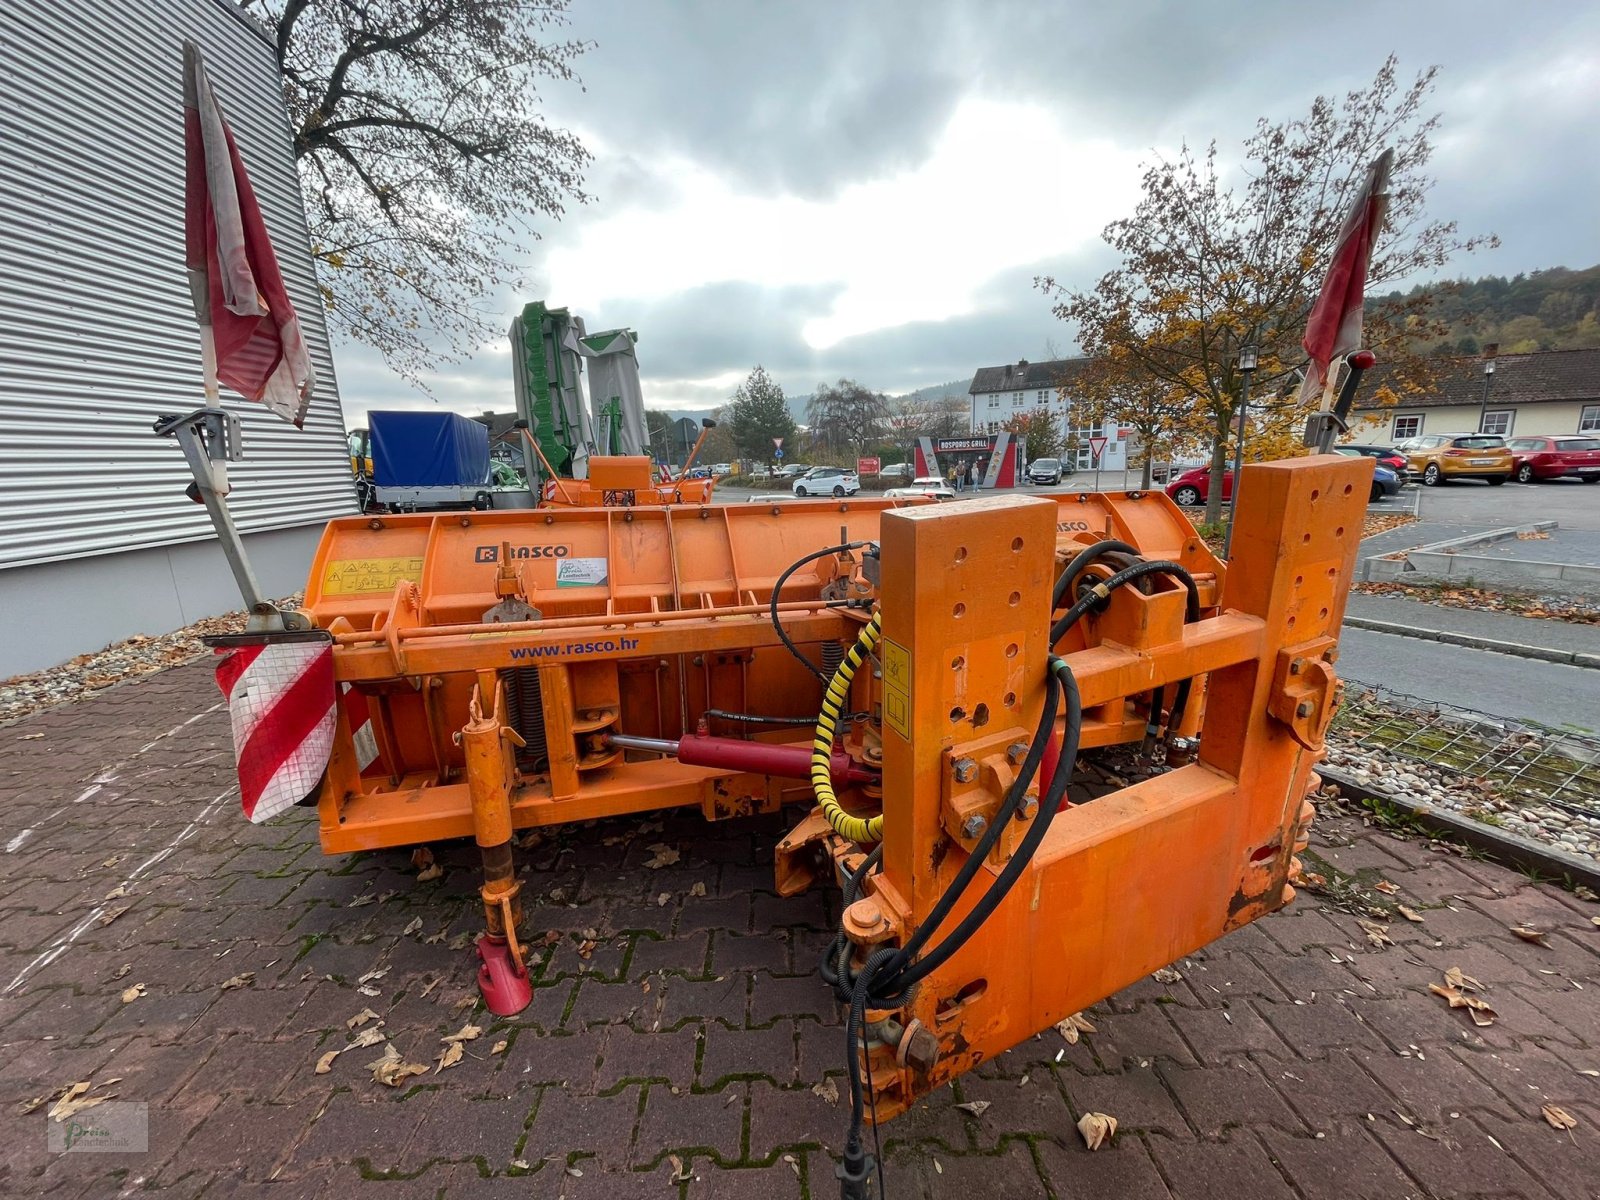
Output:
882 638 912 740
321 556 424 596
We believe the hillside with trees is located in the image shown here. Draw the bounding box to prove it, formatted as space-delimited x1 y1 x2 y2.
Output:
1379 264 1600 354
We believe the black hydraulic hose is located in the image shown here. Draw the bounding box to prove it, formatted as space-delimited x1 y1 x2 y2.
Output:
1050 558 1200 647
874 657 1081 1001
770 541 869 685
820 846 883 995
1052 539 1137 609
703 708 818 728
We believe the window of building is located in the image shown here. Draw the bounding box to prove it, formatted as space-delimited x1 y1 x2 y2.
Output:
1392 413 1423 441
988 394 999 408
1066 419 1104 469
1581 405 1600 433
1480 410 1513 436
1037 390 1048 404
1012 392 1024 407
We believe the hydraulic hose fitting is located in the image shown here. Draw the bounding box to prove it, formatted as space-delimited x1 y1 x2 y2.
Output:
1165 735 1198 768
837 1140 875 1200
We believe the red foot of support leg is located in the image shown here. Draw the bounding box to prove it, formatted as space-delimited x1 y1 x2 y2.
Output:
476 934 532 1015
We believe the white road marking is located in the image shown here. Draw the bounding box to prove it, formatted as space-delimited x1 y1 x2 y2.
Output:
2 786 237 997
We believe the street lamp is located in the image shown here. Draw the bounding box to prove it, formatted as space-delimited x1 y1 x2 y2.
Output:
1477 348 1497 433
1223 344 1259 558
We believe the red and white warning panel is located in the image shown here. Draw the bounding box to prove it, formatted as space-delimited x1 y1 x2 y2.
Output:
209 632 337 823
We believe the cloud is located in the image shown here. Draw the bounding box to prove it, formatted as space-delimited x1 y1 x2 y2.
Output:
331 1 1600 427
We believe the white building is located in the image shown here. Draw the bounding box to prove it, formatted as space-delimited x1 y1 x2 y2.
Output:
0 1 354 677
966 358 1128 473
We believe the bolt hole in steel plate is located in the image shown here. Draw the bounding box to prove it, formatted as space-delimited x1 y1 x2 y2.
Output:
936 978 988 1021
949 706 967 723
1249 842 1279 863
972 703 990 728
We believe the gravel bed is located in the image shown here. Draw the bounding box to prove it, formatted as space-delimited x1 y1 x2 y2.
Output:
0 595 302 725
1352 580 1600 624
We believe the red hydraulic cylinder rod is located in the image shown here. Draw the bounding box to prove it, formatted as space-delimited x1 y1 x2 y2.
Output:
612 732 875 786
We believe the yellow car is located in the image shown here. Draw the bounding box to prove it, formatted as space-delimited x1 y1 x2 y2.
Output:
1397 433 1512 487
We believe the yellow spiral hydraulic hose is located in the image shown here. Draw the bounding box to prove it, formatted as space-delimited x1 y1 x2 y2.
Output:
812 610 884 844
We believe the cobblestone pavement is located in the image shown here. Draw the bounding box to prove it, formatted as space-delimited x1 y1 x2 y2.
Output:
2 662 1598 1199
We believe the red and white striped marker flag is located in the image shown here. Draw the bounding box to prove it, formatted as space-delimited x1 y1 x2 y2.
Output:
213 638 336 822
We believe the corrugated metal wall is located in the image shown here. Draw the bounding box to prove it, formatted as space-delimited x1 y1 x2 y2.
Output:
0 0 354 571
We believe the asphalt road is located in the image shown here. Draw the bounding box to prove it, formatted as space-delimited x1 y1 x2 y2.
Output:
1336 626 1600 731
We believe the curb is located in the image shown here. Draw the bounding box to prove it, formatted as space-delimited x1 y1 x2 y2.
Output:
1342 616 1600 670
1318 765 1600 893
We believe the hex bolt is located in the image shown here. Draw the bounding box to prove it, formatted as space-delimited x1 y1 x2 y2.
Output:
902 1025 940 1073
1006 741 1029 765
1324 647 1340 663
961 813 988 839
1296 700 1314 718
952 757 978 784
1289 658 1304 675
1016 795 1039 821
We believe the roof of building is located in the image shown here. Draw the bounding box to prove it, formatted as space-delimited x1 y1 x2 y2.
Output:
968 357 1093 395
1355 347 1600 411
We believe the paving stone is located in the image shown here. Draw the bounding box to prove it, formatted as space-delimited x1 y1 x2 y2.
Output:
889 1139 1049 1198
701 1019 797 1087
1147 1132 1289 1199
749 970 833 1026
176 1097 310 1180
1037 1131 1176 1199
1467 1103 1600 1200
1062 1064 1191 1139
1253 995 1391 1059
290 1090 425 1171
1370 1110 1556 1198
568 978 651 1029
633 1082 744 1166
710 929 791 976
661 973 748 1029
522 1084 642 1170
596 1024 700 1091
746 1079 841 1159
505 1028 604 1090
949 1069 1074 1147
1159 1059 1307 1136
1258 1120 1425 1200
676 1157 807 1198
400 1090 537 1169
1163 1000 1297 1066
626 930 710 979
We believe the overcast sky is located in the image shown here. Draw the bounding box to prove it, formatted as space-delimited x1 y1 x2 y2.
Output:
334 0 1600 426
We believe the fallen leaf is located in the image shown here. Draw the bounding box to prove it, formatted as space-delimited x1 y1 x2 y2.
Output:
435 1041 464 1072
669 1154 691 1183
1444 966 1484 992
934 1158 942 1174
492 1040 508 1055
403 918 423 936
543 930 562 947
1375 881 1400 895
812 1078 839 1104
17 1093 50 1115
1055 1012 1097 1044
656 892 672 907
110 964 131 980
346 1008 382 1030
120 983 146 1004
19 733 44 740
1542 1104 1577 1131
448 932 472 950
104 884 131 901
368 1046 429 1088
1397 905 1426 923
424 927 448 945
416 864 443 883
348 1026 387 1050
220 972 254 991
410 847 434 871
443 1023 481 1044
1077 1111 1117 1150
645 843 681 869
955 1100 991 1117
357 984 381 998
782 1152 800 1178
689 881 707 897
1152 966 1182 985
1577 1069 1599 1077
314 1051 341 1075
357 967 389 985
1429 983 1497 1026
577 939 597 960
347 894 377 907
1358 919 1394 948
1510 924 1550 947
97 905 130 927
48 1082 109 1123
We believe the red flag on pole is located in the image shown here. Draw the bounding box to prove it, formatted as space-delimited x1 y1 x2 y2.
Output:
1297 149 1393 408
183 41 315 427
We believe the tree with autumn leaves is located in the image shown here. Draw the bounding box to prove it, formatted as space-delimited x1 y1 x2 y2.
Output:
1040 58 1494 524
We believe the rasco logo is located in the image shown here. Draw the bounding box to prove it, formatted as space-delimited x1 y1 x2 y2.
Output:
1057 520 1092 532
474 544 572 563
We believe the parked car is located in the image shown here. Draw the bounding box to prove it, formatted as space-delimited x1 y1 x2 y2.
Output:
1336 443 1407 473
877 462 916 481
1165 466 1228 506
1396 434 1512 486
710 462 733 476
884 476 955 500
793 466 860 497
1168 459 1400 506
1027 457 1064 485
1331 447 1405 501
774 463 809 479
1506 436 1600 484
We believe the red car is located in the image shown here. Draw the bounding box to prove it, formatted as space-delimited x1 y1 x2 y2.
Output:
1165 466 1232 506
1506 435 1600 484
1337 443 1407 473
